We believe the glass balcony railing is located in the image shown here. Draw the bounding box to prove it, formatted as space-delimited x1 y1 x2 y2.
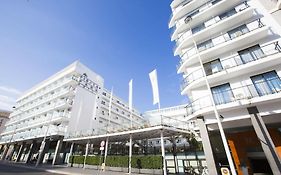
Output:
174 1 249 45
185 77 281 116
177 18 266 70
180 41 281 91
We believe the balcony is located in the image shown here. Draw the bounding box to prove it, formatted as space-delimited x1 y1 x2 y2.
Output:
170 0 223 28
177 18 269 73
173 1 250 44
185 77 281 116
180 41 281 94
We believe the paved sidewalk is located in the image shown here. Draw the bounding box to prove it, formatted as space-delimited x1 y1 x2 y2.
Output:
0 161 150 175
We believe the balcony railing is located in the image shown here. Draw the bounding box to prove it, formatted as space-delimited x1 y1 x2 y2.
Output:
185 19 264 58
170 0 222 27
177 18 266 70
180 41 281 91
185 78 281 116
174 1 249 45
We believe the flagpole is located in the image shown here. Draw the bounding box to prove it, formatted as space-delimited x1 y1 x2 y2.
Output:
128 79 133 175
103 87 113 170
149 69 166 175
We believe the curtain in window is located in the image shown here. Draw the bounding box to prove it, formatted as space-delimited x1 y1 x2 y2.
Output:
251 71 281 96
239 45 264 64
228 24 249 39
211 83 233 105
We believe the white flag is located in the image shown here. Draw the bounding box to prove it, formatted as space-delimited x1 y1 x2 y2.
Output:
108 88 113 117
129 79 133 112
149 69 160 105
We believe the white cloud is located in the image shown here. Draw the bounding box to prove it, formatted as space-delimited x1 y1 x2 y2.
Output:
0 86 21 111
0 86 22 96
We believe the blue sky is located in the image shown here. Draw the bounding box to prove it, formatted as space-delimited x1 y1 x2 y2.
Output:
0 0 187 112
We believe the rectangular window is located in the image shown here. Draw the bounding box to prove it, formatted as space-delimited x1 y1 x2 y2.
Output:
228 24 249 39
251 71 281 96
197 39 214 52
192 23 205 34
211 83 234 105
203 59 223 76
219 9 236 20
238 45 264 64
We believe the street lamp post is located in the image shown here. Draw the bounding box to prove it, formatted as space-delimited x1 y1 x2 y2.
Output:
184 16 237 175
35 101 58 167
3 106 23 160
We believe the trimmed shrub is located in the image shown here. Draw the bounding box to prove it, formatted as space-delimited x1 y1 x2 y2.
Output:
69 155 163 169
70 155 84 164
106 156 128 167
86 156 101 165
132 155 163 169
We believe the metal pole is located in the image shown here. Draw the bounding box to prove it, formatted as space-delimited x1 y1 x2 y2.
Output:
129 134 133 174
185 17 237 175
83 141 89 169
160 130 167 175
67 142 74 165
103 137 109 169
36 102 57 167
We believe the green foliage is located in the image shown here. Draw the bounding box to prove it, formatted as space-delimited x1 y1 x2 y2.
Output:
70 155 84 164
106 156 128 167
86 156 101 165
131 155 163 169
69 155 163 169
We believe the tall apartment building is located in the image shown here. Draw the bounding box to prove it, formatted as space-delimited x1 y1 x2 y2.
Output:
0 61 145 165
169 0 281 174
0 110 10 134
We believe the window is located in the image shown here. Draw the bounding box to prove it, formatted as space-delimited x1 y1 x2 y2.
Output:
238 45 264 64
192 23 205 34
101 101 106 105
203 59 223 76
197 39 214 51
211 83 234 105
251 71 281 96
102 92 106 96
219 9 236 20
228 24 249 39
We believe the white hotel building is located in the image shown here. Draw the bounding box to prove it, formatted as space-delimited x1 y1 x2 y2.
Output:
169 0 281 175
0 61 145 165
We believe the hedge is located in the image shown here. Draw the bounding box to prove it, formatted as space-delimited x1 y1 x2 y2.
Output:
69 155 162 169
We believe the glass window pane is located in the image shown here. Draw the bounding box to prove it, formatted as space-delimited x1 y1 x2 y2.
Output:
211 83 233 105
251 71 280 96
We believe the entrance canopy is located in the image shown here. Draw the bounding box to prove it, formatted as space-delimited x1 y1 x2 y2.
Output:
63 125 192 144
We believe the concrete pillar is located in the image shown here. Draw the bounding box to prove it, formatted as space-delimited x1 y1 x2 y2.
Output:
36 140 50 166
15 142 26 162
25 140 36 163
247 106 281 175
67 142 74 165
197 117 218 175
1 144 9 160
52 138 63 165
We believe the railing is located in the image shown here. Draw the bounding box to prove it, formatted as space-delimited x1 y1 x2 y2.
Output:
180 41 281 91
0 125 66 143
170 0 222 26
14 76 74 111
6 89 74 126
65 115 197 140
174 1 249 45
181 68 204 91
185 78 281 116
181 18 265 59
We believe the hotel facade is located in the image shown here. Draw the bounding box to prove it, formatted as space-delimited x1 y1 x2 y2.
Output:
169 0 281 174
0 61 145 165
